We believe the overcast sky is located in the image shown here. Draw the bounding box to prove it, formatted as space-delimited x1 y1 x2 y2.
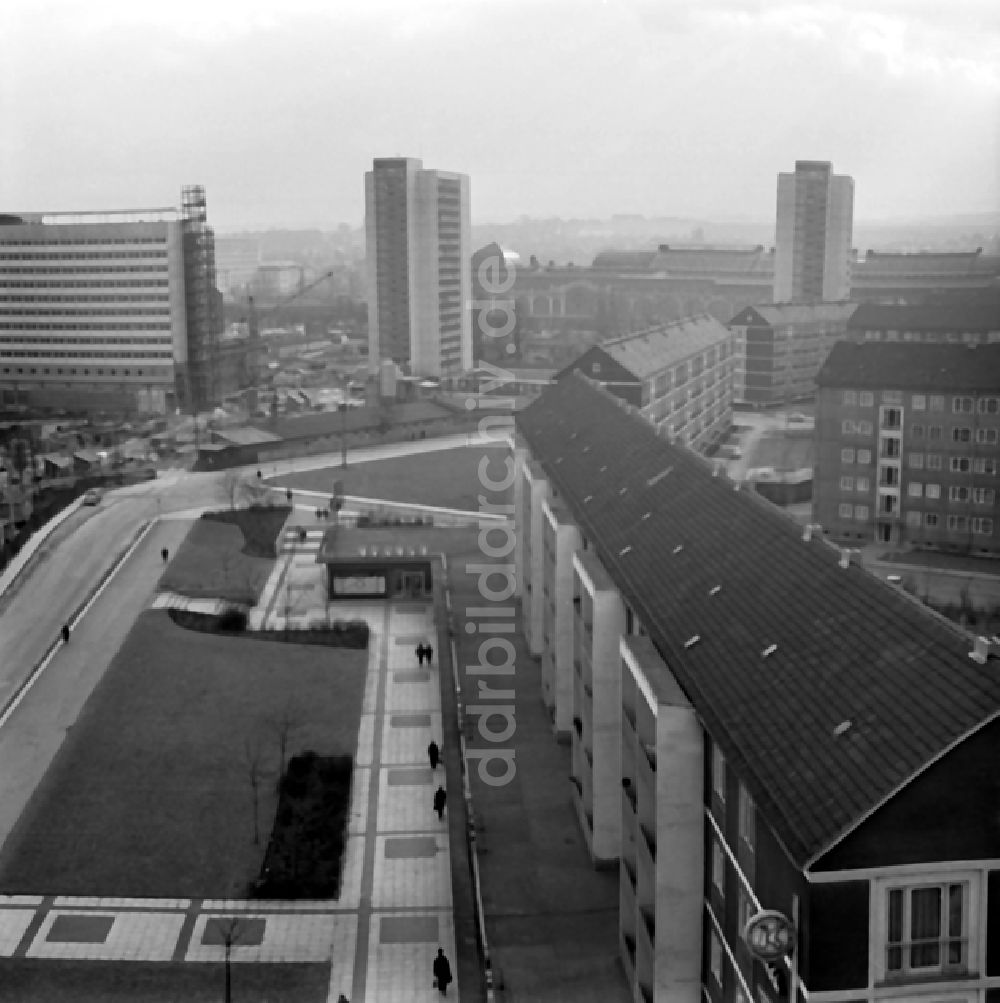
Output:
2 0 998 231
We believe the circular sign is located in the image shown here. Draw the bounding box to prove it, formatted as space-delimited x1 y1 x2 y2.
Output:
742 910 795 962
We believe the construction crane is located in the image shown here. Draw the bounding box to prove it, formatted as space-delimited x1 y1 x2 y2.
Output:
245 270 337 388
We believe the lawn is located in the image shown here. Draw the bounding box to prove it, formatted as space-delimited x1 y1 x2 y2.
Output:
0 961 331 1003
157 515 283 604
0 610 367 899
272 445 507 512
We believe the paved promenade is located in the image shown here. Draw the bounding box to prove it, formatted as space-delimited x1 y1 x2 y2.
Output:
0 582 460 1001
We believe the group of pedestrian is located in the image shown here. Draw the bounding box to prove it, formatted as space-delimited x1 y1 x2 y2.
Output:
415 642 434 666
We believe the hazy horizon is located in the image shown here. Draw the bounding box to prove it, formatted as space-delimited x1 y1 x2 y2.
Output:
3 0 998 231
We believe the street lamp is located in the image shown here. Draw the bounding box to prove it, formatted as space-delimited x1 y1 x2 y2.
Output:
339 402 348 468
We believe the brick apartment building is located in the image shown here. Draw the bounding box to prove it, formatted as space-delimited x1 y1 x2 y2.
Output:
814 342 1000 554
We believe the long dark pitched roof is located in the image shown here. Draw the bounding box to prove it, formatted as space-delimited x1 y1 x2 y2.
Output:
517 374 1000 869
848 302 1000 333
817 341 1000 392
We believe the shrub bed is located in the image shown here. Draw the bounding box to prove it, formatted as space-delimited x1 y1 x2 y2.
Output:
253 753 354 899
202 505 291 559
167 609 370 648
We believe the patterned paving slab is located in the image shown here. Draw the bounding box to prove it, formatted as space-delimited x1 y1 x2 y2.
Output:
0 909 36 957
185 913 353 965
28 910 186 962
365 912 456 1003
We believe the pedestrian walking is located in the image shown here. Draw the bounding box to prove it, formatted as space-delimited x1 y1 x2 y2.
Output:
428 740 440 770
161 547 169 563
415 643 426 666
286 488 293 503
432 948 453 996
425 643 434 666
60 624 70 644
433 786 447 820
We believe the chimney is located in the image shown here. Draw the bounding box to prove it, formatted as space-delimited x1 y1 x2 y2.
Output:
839 548 852 569
803 524 813 542
969 636 990 664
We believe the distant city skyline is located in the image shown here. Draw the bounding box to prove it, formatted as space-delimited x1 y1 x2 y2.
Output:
3 0 998 231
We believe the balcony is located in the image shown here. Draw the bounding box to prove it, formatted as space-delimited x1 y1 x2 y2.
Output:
623 705 636 732
640 906 656 945
640 822 657 860
622 857 637 888
622 781 637 813
642 742 656 771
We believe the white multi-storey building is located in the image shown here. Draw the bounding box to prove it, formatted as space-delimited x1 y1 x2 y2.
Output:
774 160 854 303
364 158 472 378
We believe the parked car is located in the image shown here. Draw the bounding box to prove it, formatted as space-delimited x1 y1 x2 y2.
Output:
82 488 101 506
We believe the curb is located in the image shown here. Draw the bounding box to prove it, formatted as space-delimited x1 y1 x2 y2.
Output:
0 497 85 604
0 519 154 729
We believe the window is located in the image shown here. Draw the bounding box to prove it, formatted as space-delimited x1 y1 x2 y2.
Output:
860 391 874 407
947 515 969 531
950 486 971 503
977 396 999 414
859 421 873 435
927 454 942 470
911 394 926 410
855 505 869 520
907 483 923 498
712 840 725 894
953 396 974 413
712 744 726 802
857 476 870 492
886 883 967 977
910 424 924 438
973 457 998 475
839 503 853 518
928 425 942 440
925 484 941 500
972 518 994 535
929 395 945 411
908 453 924 469
973 488 996 505
950 457 971 473
840 476 854 491
952 427 972 443
905 511 922 528
710 929 723 984
841 447 855 464
881 407 902 429
925 513 939 528
882 438 901 458
841 419 857 434
880 468 899 487
857 448 872 465
738 784 754 851
843 390 858 405
975 428 998 445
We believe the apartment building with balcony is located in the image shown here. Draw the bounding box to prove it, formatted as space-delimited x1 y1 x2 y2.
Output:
558 315 733 453
815 342 1000 554
728 302 858 406
512 370 1000 1003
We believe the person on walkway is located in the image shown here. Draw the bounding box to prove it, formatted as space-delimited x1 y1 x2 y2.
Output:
433 786 447 820
415 643 426 666
432 948 453 996
425 643 434 666
286 488 293 503
428 740 440 770
161 547 169 563
60 624 70 644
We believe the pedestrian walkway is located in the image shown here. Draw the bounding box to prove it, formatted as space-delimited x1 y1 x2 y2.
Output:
0 601 458 1001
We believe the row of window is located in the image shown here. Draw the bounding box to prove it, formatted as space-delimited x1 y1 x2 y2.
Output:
0 322 171 331
0 279 169 288
0 349 173 360
907 453 998 474
843 391 1000 413
912 426 1000 444
0 251 166 261
906 484 996 504
0 238 166 247
0 294 170 303
1 366 165 377
0 266 169 275
0 307 169 317
0 336 171 345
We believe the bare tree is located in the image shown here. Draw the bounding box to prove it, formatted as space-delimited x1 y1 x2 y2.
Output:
269 700 302 787
214 916 245 1003
244 739 263 846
